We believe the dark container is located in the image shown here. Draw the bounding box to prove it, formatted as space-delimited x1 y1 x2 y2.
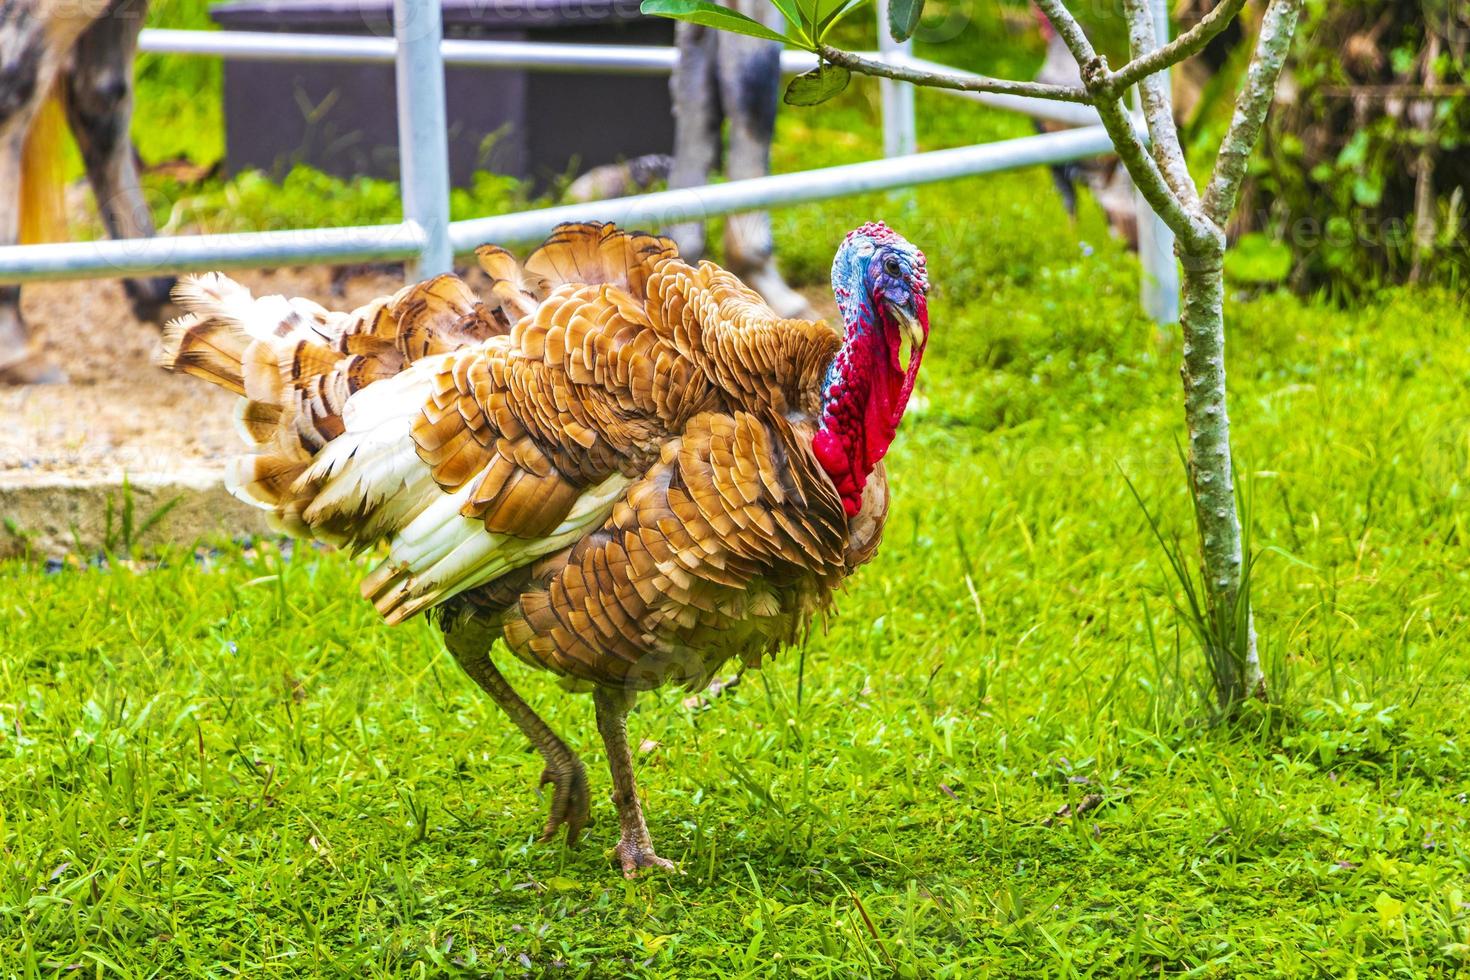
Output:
209 0 675 189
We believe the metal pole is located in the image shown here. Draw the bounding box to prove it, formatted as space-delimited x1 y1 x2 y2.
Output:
876 0 917 159
1135 0 1180 324
394 0 453 277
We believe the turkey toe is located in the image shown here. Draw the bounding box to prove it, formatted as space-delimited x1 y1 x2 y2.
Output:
538 758 591 846
615 837 677 878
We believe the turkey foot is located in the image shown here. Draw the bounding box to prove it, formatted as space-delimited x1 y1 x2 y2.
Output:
537 755 591 845
594 687 678 878
615 829 676 876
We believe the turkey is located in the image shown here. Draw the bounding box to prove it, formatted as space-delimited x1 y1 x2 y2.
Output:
158 220 929 874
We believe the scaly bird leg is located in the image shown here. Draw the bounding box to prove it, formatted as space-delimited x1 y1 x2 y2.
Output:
592 687 676 877
444 626 590 846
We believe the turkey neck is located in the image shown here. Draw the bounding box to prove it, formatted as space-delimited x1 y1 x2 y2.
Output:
812 295 922 519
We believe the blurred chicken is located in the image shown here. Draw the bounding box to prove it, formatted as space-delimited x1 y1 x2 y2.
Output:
1033 5 1141 248
564 154 673 204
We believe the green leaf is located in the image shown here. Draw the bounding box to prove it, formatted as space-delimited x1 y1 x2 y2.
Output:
784 63 851 106
1374 892 1405 929
796 0 855 36
1352 174 1383 208
887 0 923 41
639 0 792 44
767 0 807 39
816 0 870 37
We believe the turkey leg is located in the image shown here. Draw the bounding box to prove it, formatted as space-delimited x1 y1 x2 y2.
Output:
593 687 676 877
443 626 590 845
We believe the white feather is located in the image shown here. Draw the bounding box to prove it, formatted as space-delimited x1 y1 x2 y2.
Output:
176 275 318 345
341 353 453 433
297 355 454 533
390 477 489 569
379 469 634 619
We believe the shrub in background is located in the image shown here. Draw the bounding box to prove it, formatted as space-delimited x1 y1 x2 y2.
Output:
1241 0 1469 298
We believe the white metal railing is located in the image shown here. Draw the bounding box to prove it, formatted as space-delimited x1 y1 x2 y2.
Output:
0 127 1120 281
877 0 917 160
0 0 1179 321
136 28 1106 126
393 0 452 276
138 28 823 75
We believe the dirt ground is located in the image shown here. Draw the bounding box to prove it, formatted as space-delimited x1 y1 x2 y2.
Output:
0 267 404 484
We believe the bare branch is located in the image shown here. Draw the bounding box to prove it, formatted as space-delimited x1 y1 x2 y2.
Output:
1107 0 1248 95
1202 0 1303 225
1122 0 1199 205
1033 0 1099 70
1091 94 1214 249
902 56 1104 126
816 45 1090 104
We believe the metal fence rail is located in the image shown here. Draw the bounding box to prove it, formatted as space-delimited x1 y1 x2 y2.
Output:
0 0 1180 320
0 127 1116 283
393 0 452 276
138 27 824 76
138 29 1103 126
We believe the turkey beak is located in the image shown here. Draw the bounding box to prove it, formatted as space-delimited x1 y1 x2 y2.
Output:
886 299 924 374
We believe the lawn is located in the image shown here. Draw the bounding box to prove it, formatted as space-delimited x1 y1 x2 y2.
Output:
4 8 1470 979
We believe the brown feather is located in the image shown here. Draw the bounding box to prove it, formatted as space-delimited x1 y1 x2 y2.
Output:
161 223 894 700
524 222 677 299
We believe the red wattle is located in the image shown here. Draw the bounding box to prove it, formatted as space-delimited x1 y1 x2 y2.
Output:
812 428 863 516
814 275 928 522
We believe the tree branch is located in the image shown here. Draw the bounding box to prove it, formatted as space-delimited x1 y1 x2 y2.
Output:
1107 0 1248 96
1033 0 1099 70
816 45 1089 104
1091 94 1214 248
1122 0 1199 205
1202 0 1303 225
818 0 1226 247
1034 0 1213 247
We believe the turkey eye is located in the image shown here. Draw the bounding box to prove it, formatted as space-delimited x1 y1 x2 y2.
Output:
882 255 902 276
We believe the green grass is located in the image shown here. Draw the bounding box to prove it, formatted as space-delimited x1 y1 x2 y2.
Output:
132 0 222 166
7 13 1470 979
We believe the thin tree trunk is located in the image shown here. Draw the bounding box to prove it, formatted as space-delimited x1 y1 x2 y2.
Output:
770 0 1302 712
1178 241 1264 705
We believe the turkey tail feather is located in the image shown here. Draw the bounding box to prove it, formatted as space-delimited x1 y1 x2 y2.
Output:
158 271 495 519
156 224 690 627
